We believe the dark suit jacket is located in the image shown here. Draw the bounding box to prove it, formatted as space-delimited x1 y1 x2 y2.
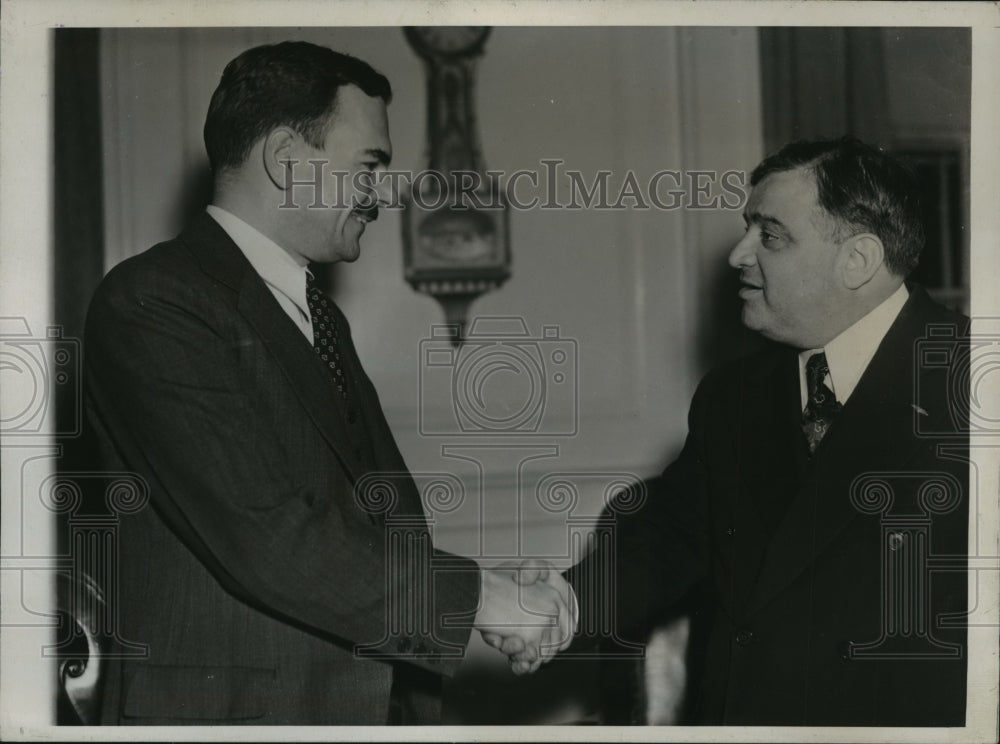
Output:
84 213 480 725
569 286 969 726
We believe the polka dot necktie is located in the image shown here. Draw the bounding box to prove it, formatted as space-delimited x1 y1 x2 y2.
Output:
801 351 841 455
306 274 349 399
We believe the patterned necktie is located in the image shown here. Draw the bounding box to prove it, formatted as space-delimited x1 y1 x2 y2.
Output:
306 274 349 399
801 351 841 454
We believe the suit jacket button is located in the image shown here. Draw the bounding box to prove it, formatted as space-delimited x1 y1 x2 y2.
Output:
839 641 854 660
734 629 754 646
725 527 736 537
347 409 358 423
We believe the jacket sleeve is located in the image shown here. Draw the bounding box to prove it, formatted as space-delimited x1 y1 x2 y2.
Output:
84 257 479 675
565 373 714 650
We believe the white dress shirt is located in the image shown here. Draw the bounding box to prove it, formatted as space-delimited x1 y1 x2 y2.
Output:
205 205 314 342
798 283 909 410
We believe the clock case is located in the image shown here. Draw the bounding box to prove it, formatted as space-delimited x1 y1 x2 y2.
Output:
401 27 511 343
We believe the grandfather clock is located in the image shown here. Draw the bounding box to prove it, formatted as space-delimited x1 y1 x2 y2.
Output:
402 27 511 346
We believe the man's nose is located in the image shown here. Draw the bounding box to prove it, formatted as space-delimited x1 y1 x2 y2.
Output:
728 230 758 269
373 171 394 207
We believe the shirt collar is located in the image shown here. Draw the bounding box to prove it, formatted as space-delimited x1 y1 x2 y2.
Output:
798 283 909 407
205 205 311 319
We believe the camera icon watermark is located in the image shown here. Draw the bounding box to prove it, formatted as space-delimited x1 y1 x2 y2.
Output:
915 319 1000 438
418 317 578 437
0 317 81 437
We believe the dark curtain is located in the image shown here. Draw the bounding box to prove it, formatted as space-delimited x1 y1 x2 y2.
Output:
759 28 891 155
54 28 105 451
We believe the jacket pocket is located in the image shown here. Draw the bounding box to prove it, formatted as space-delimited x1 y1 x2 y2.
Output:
122 664 276 722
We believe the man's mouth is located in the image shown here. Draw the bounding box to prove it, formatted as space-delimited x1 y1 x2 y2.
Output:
738 278 763 298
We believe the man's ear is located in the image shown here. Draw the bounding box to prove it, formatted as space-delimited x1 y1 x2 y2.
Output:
841 233 885 290
261 127 298 190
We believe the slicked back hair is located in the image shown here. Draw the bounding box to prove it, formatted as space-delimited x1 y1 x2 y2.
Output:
204 41 392 173
750 136 925 276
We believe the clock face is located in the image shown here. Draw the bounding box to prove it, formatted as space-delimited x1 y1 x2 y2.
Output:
417 209 498 265
405 26 491 56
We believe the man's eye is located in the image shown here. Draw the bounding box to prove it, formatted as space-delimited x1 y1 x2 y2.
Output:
361 162 378 172
760 230 778 244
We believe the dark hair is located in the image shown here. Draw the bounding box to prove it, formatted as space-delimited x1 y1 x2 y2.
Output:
750 136 924 276
203 41 392 172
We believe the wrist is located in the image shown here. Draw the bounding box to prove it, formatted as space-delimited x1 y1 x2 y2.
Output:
473 567 499 630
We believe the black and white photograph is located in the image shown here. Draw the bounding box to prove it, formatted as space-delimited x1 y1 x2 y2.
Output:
1 1 998 741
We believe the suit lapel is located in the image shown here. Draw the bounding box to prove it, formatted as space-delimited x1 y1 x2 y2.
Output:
745 289 931 616
237 279 363 483
335 321 430 520
722 348 802 613
180 213 363 484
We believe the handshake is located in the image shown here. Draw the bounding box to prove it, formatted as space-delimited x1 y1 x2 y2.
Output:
473 559 578 675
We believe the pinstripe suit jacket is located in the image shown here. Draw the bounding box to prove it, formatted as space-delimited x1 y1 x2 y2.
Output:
85 213 480 724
